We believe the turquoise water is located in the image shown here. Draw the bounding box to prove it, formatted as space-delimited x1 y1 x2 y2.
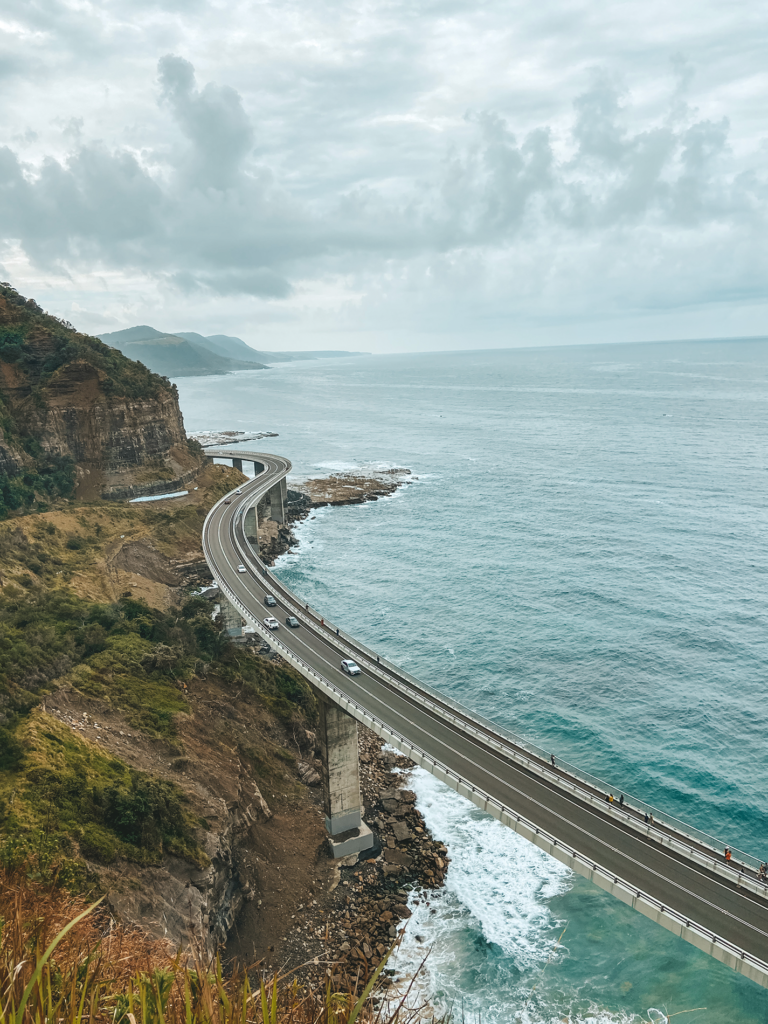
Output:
176 339 768 1022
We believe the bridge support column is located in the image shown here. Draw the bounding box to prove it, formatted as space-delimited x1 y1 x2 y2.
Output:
268 481 285 524
219 595 243 638
318 699 375 858
232 457 243 472
244 505 258 547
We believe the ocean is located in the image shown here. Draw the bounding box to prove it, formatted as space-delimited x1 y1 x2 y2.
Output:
175 338 768 1023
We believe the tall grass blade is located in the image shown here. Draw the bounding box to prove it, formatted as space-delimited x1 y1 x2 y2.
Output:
12 898 103 1024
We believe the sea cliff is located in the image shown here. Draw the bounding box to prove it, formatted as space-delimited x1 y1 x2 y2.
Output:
0 284 202 507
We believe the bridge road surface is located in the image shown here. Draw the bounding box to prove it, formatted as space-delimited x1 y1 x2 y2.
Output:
202 450 768 989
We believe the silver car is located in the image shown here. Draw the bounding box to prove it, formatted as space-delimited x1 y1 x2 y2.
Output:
264 616 280 630
341 659 361 676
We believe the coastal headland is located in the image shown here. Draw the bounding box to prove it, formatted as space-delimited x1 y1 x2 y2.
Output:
0 419 443 997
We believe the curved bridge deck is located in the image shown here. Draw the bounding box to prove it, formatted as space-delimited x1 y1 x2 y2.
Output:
202 449 768 989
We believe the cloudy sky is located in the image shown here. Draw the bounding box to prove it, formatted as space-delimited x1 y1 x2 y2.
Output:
2 0 767 352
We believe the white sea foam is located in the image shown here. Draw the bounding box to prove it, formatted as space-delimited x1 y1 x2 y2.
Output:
307 459 411 475
387 771 647 1024
387 768 572 1020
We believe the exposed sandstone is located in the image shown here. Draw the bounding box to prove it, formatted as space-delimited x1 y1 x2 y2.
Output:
0 286 203 502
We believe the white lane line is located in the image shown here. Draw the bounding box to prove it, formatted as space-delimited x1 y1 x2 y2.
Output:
205 458 768 950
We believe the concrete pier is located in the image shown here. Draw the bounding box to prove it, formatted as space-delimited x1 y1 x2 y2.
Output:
318 698 375 857
244 506 258 547
268 480 286 523
219 595 243 637
232 457 243 472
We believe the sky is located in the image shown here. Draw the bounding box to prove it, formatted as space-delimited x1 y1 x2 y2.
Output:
1 0 767 353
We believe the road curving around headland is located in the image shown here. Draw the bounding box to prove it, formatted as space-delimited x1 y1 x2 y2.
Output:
202 450 768 989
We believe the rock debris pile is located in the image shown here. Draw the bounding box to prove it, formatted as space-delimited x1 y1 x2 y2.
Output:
265 727 449 990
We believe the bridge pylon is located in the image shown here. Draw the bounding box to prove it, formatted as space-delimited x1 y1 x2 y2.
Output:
244 506 259 548
218 595 244 637
268 480 286 524
317 695 376 858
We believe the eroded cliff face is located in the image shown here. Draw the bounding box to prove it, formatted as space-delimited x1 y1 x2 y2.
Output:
0 287 202 501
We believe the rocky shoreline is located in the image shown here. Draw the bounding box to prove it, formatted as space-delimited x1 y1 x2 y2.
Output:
209 460 446 987
257 469 413 565
296 469 413 508
237 725 449 991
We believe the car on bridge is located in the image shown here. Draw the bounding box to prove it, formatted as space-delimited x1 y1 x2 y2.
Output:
286 616 300 628
264 616 279 630
341 659 361 676
264 594 277 607
237 564 246 573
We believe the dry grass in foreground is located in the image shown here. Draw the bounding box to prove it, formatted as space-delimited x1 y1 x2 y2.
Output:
0 864 438 1024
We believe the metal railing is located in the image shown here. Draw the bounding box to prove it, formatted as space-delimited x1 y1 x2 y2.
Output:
203 453 768 893
202 532 768 979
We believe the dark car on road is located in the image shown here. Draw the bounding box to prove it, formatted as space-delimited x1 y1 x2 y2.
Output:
286 616 300 628
264 594 277 607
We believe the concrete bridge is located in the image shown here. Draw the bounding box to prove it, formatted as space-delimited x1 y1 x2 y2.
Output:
202 449 768 989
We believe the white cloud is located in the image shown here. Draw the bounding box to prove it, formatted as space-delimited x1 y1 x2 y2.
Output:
1 0 768 350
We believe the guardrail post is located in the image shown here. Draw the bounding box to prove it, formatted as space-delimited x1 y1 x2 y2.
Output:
317 694 375 858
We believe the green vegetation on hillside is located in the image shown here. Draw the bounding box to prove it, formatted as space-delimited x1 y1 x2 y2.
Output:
0 452 76 520
0 284 180 519
0 560 316 870
0 284 169 400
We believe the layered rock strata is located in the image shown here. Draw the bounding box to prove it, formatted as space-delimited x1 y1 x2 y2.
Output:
0 285 202 501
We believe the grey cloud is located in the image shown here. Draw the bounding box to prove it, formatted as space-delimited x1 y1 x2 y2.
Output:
0 143 163 266
169 267 292 298
158 54 255 189
2 39 768 343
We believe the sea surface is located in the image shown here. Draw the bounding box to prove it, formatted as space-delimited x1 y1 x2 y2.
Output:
175 339 768 1023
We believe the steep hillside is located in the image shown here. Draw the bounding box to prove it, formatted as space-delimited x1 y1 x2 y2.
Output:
0 284 203 508
98 326 267 376
175 330 266 363
176 331 366 363
0 466 323 953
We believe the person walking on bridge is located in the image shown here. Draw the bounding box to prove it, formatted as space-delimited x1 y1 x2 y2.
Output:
725 847 732 863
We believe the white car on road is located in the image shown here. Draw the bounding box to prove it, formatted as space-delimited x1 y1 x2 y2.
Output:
341 659 361 676
237 564 246 573
264 616 280 630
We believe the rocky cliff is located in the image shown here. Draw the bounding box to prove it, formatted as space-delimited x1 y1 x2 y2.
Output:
0 284 202 506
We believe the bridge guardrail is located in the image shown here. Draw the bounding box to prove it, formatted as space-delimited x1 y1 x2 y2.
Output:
205 454 768 893
203 536 768 981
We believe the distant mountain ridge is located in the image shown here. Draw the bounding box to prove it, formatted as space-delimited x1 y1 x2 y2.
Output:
98 326 264 377
97 325 366 378
173 331 364 365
